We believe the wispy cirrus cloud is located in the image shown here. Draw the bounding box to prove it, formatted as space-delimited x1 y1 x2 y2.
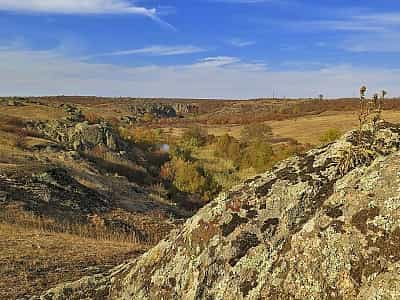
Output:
86 45 206 58
0 0 175 29
193 56 240 67
355 13 400 26
229 38 256 47
0 0 154 15
285 11 400 53
296 20 386 33
192 56 267 71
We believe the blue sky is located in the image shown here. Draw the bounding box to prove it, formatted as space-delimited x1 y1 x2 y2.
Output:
1 0 400 98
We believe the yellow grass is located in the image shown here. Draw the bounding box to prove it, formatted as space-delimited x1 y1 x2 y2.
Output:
205 110 400 144
0 104 66 121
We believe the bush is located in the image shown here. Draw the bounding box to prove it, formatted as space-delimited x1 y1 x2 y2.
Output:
173 160 206 194
240 123 273 143
319 128 342 144
162 158 221 202
169 144 193 161
214 134 241 163
142 113 154 123
181 125 208 147
241 140 274 172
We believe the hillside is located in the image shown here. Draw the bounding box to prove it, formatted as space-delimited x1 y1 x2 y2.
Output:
35 121 400 299
1 96 400 299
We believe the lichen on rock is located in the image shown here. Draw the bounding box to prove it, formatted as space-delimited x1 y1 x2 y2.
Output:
35 122 400 300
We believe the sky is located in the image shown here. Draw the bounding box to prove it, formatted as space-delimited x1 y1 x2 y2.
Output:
1 0 400 99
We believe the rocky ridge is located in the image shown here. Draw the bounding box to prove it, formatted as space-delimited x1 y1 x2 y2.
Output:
36 122 400 299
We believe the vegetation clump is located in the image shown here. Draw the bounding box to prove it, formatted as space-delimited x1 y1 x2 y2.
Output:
181 125 209 147
337 86 387 175
319 128 342 144
240 123 273 144
214 134 241 163
161 158 221 203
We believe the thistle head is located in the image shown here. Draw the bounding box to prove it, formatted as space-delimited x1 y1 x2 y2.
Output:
360 86 367 98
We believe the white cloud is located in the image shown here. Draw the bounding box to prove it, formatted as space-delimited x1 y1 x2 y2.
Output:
293 20 386 33
0 0 176 29
192 56 241 67
0 47 398 99
288 11 400 53
229 38 256 47
88 45 206 58
355 13 400 25
342 32 400 53
0 0 155 16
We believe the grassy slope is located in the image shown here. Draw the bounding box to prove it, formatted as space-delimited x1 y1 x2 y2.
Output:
1 98 399 299
0 223 146 299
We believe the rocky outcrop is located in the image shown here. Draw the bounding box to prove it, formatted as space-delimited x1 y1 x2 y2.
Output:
120 103 199 124
35 122 400 299
0 168 110 218
129 103 177 119
24 103 121 152
173 103 199 114
31 119 121 152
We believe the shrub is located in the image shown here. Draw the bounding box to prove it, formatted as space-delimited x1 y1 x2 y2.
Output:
319 128 342 144
181 125 208 147
240 123 273 143
142 113 154 123
214 134 241 163
162 158 221 202
173 159 206 194
241 140 274 172
169 144 193 161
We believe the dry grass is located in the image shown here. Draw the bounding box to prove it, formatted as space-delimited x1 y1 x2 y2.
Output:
0 208 144 245
0 104 66 121
0 222 146 299
201 110 400 145
0 208 150 299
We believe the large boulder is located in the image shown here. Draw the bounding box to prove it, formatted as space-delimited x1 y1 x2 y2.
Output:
34 119 121 152
70 122 119 151
35 122 400 299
